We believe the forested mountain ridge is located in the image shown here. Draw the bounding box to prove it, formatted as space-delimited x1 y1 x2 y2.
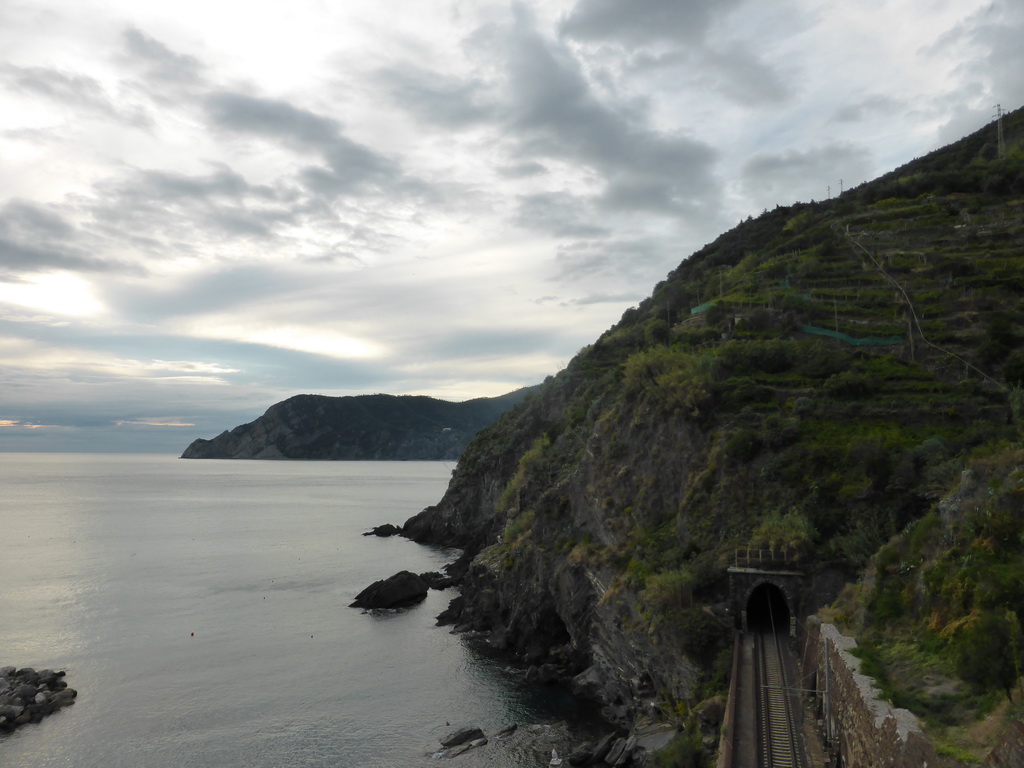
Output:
180 389 534 460
404 106 1024 763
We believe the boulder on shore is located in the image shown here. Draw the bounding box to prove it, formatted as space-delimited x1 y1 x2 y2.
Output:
350 571 429 609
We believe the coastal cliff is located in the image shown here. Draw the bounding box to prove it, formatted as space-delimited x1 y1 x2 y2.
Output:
404 107 1024 759
181 389 533 460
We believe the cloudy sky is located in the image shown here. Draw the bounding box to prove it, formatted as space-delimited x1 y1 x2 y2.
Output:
1 0 1021 452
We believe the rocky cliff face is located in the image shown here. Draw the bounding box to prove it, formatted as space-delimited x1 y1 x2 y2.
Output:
181 390 533 460
402 108 1024 743
404 363 735 725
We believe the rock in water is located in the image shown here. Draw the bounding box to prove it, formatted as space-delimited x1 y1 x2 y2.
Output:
419 571 456 590
440 726 486 748
0 666 75 734
349 571 429 609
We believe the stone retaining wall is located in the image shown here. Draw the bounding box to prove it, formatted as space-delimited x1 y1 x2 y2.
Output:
801 619 956 768
801 619 1024 768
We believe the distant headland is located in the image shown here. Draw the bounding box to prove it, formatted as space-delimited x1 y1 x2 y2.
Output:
180 389 536 460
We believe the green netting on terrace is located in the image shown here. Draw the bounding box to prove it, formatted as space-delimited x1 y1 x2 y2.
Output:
800 324 903 346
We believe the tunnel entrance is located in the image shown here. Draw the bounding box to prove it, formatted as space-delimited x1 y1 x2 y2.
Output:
746 582 791 634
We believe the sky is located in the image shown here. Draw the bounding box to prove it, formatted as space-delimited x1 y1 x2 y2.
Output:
1 0 1021 453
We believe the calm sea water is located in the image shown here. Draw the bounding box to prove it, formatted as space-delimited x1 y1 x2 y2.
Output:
0 455 597 767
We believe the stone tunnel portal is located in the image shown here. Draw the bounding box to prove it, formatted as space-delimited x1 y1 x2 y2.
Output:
746 582 791 635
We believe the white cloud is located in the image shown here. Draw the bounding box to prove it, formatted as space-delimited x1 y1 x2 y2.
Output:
114 417 195 427
0 272 106 316
0 0 1016 450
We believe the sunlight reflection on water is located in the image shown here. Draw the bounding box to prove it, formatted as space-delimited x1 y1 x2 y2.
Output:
0 455 605 767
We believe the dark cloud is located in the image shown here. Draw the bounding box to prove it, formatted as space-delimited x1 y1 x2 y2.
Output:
535 291 641 308
741 143 873 205
552 236 677 284
926 3 1024 145
90 165 290 246
959 3 1024 113
568 292 642 306
426 328 560 360
831 95 900 124
497 161 548 178
0 200 121 276
0 63 150 127
100 265 311 322
136 166 253 200
559 0 744 47
205 91 413 198
122 27 205 85
374 65 495 128
489 5 720 218
560 1 789 108
514 192 611 237
206 91 344 148
688 45 792 105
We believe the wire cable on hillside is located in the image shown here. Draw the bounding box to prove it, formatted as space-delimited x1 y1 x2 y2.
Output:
838 226 1007 391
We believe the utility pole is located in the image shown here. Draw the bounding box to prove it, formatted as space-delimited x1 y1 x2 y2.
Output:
827 184 831 200
995 104 1006 159
839 178 844 195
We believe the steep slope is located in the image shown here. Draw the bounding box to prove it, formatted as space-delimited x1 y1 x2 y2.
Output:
181 389 534 460
404 106 1024 756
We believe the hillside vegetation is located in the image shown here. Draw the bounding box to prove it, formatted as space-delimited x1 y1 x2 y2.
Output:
405 106 1024 765
181 389 533 460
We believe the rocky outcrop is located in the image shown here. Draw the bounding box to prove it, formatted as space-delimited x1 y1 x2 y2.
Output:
180 389 535 460
440 726 485 748
426 721 634 766
0 667 76 733
349 571 429 609
402 365 716 729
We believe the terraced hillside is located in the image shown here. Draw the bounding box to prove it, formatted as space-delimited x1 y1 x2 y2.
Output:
403 106 1024 766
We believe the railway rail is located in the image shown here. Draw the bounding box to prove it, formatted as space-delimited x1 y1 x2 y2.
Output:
721 584 808 768
756 628 801 767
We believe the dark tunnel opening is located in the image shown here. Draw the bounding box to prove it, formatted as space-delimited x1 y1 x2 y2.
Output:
746 582 790 634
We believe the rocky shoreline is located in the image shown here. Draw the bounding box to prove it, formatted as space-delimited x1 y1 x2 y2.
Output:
421 720 668 767
352 525 672 766
0 667 77 734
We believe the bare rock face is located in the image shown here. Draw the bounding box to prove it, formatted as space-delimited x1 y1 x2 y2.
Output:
349 571 429 609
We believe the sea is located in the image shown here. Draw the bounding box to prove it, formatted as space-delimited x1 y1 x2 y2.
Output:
0 454 603 767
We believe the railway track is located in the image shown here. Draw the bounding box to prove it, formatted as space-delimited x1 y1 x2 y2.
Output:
754 596 802 768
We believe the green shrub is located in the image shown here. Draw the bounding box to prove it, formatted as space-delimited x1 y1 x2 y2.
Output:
677 607 730 666
951 609 1023 700
824 371 874 398
623 347 720 417
643 568 697 610
650 723 708 768
724 429 762 462
749 508 815 554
